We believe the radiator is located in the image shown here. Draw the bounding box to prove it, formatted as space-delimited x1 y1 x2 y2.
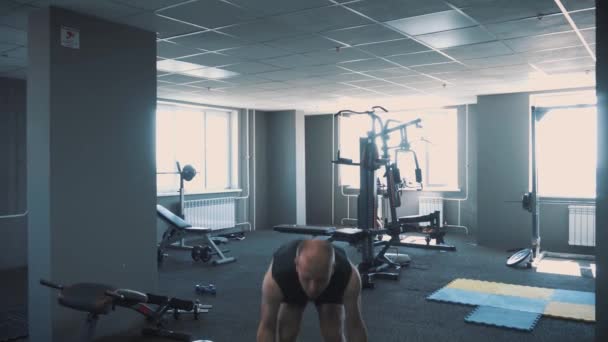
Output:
183 197 236 231
568 205 595 246
419 198 444 226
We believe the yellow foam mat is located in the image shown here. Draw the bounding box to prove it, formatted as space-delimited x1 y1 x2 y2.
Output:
446 279 555 300
544 302 595 322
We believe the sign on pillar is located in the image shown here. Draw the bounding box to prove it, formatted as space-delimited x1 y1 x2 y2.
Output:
60 26 80 49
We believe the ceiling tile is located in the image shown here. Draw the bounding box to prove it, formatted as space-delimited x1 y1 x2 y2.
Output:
285 77 334 87
303 47 372 64
319 72 375 82
322 24 404 46
345 0 451 22
473 64 535 76
0 25 25 45
169 31 246 51
462 54 528 68
362 67 416 78
221 44 291 60
272 5 373 33
441 41 513 60
0 3 37 30
367 85 417 96
485 14 571 40
48 0 143 20
264 54 320 68
185 79 235 89
357 38 429 56
581 28 595 45
157 0 257 29
459 0 561 24
347 78 396 88
223 75 275 85
388 74 437 84
569 9 595 30
537 56 595 73
295 64 345 77
157 41 203 58
544 65 595 75
157 83 201 92
176 52 243 67
220 18 305 43
110 0 189 11
560 0 595 11
267 35 345 54
158 73 204 84
339 58 397 72
222 61 284 75
503 30 582 52
227 0 331 17
415 26 495 49
387 50 451 67
523 45 592 63
255 69 309 81
386 10 477 36
117 12 203 39
406 80 445 89
409 62 468 74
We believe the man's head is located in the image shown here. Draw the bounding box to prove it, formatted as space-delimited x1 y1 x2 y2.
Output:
294 240 335 299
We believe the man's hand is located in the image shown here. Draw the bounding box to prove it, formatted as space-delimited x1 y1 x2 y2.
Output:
257 264 283 342
343 265 368 342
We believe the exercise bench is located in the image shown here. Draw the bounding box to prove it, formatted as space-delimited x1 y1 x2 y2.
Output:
157 204 236 265
40 279 212 341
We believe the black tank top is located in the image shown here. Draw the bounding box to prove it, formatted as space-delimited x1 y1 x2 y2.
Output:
272 240 352 306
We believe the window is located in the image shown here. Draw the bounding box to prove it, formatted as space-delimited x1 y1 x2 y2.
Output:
156 102 238 194
338 109 458 190
532 91 597 198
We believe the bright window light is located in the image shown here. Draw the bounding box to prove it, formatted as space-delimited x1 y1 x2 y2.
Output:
338 109 458 190
156 102 237 194
532 91 597 198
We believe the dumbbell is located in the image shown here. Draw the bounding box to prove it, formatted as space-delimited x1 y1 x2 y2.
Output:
195 284 217 296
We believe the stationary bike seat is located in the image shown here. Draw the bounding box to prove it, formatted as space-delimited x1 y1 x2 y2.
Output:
58 283 116 315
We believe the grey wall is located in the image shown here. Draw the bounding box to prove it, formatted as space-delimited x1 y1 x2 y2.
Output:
0 77 27 270
254 111 269 230
596 0 606 340
266 110 297 227
477 92 596 253
28 7 157 340
477 93 532 249
305 115 333 224
304 106 478 237
252 110 303 230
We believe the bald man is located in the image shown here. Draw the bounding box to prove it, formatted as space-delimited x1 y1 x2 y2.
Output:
257 239 368 342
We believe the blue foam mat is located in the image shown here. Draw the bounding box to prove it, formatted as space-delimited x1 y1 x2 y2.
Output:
427 288 491 306
550 289 595 305
465 306 541 331
483 294 547 314
427 288 548 314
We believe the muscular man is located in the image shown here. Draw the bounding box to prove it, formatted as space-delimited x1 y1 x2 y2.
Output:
257 239 368 342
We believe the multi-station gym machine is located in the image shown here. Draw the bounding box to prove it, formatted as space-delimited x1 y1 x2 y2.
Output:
275 106 453 289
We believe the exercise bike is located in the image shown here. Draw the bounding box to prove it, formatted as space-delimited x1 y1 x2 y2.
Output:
40 279 212 342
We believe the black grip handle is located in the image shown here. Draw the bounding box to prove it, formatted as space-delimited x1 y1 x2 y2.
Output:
40 279 63 290
146 293 168 305
169 297 194 311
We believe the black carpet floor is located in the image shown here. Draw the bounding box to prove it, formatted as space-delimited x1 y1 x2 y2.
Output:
1 231 595 342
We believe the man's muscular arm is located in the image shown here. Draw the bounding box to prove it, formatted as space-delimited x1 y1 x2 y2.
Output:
343 265 368 342
257 263 283 342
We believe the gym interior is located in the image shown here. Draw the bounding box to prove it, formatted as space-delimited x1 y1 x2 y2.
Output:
0 0 606 341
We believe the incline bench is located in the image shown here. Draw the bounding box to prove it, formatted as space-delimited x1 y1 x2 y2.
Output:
157 204 236 265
